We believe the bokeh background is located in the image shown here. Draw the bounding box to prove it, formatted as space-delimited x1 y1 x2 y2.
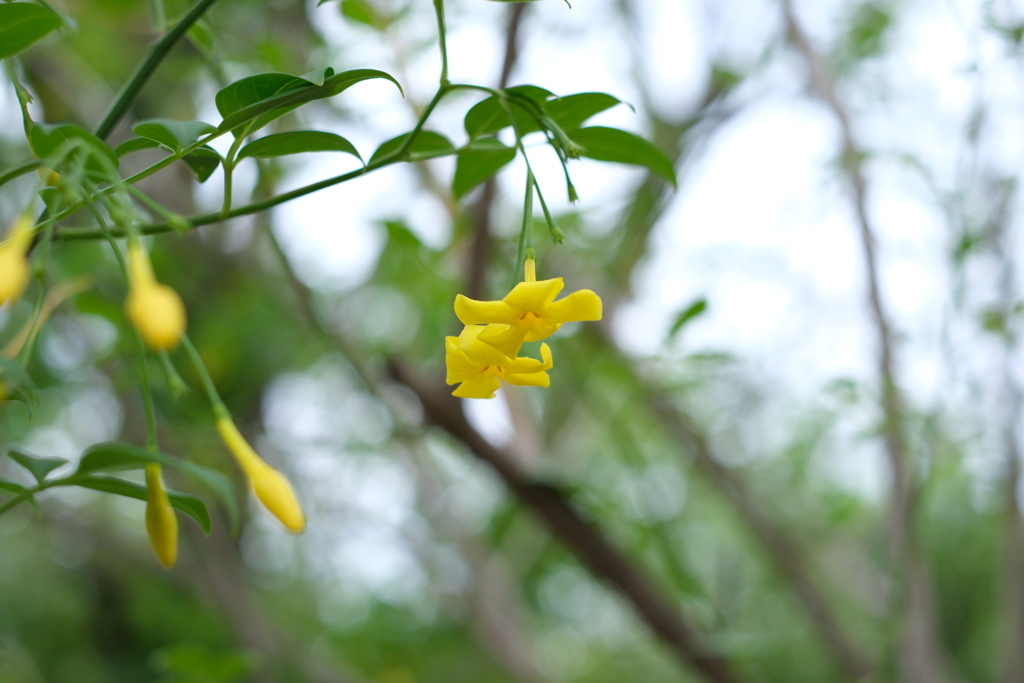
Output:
2 0 1023 681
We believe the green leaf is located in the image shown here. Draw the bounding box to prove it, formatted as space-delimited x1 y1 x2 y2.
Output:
182 146 222 183
368 131 455 165
570 126 677 186
546 92 622 131
0 3 62 60
7 450 68 484
667 298 707 340
452 139 517 200
340 0 380 26
186 19 215 58
463 85 552 139
0 480 30 497
0 479 38 511
76 443 239 535
75 476 212 534
132 119 217 153
114 137 160 157
29 123 119 180
238 131 362 161
217 69 401 136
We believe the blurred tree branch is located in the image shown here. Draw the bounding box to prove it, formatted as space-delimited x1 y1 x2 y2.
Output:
778 1 948 680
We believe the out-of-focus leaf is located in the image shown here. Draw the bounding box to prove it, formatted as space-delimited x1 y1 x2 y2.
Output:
0 3 62 60
133 120 217 153
369 131 454 165
29 123 119 179
452 139 516 200
571 126 677 186
115 137 160 156
667 298 707 341
186 19 215 58
75 476 212 534
546 92 622 131
182 146 222 183
238 131 361 161
6 451 67 484
216 69 401 135
76 443 238 535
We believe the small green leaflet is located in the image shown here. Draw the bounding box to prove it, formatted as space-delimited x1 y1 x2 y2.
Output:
77 443 239 536
75 476 212 534
133 119 217 153
546 93 623 131
216 69 402 136
0 3 62 60
30 123 119 180
463 85 552 139
667 298 707 341
570 126 677 186
238 131 362 162
369 131 454 165
6 451 68 484
452 139 516 200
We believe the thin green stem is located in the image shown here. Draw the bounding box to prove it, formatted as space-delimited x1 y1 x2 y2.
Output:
220 130 247 217
4 61 34 140
0 159 42 188
432 0 450 87
95 0 221 140
180 335 228 419
147 0 167 33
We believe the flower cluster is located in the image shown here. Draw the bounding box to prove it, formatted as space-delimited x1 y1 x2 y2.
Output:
445 258 602 399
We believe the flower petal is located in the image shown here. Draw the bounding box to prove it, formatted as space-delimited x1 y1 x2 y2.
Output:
477 323 528 359
453 375 501 399
542 289 603 323
503 354 547 375
539 342 553 370
523 321 562 342
445 336 481 384
459 325 514 366
454 294 518 325
504 370 551 388
503 278 564 313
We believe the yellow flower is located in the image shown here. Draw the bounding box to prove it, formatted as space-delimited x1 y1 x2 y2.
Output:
445 324 553 399
216 416 305 533
145 464 179 568
125 243 186 350
453 257 602 358
0 216 34 307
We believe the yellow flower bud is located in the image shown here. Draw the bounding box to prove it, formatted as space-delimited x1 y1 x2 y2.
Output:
125 243 186 350
0 217 33 307
216 416 305 533
145 464 179 568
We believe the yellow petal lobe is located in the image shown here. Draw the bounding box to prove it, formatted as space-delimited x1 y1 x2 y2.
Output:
454 295 518 325
542 289 603 323
503 278 564 313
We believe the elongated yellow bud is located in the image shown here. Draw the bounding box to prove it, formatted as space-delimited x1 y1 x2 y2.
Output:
216 416 305 533
125 243 186 350
145 464 179 567
0 216 33 307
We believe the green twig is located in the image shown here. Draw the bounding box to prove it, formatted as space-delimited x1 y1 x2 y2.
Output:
94 0 221 140
432 0 450 87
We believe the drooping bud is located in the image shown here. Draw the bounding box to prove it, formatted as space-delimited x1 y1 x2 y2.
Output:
125 243 186 350
145 464 179 568
215 416 305 534
0 216 34 307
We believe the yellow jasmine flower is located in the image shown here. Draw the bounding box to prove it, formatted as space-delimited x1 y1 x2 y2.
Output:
216 416 306 533
125 243 187 351
445 324 553 399
453 257 602 358
0 216 34 307
145 463 179 568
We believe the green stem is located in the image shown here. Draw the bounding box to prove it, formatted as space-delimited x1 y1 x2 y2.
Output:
220 130 247 217
180 335 228 419
95 0 221 140
4 61 35 141
147 0 167 33
432 0 450 87
0 159 42 188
